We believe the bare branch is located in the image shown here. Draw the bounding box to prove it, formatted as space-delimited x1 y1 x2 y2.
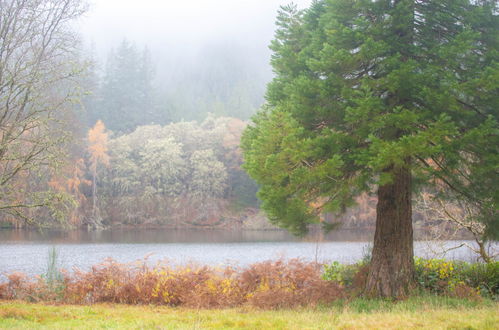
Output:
0 0 86 224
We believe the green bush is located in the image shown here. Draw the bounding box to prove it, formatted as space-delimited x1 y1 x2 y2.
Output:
454 261 498 299
322 262 360 287
323 258 498 300
414 258 498 299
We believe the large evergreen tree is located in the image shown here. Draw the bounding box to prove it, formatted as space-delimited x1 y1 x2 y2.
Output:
242 0 498 298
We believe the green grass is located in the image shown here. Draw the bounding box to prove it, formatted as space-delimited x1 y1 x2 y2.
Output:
0 296 497 329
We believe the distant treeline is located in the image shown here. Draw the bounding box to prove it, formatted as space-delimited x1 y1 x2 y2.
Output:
0 116 259 229
81 40 269 134
0 32 268 229
90 116 259 228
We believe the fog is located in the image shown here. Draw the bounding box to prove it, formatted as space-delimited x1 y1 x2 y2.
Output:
78 0 311 60
74 0 312 124
79 0 311 60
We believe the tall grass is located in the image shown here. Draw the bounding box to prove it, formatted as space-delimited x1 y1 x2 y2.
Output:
43 247 63 288
41 247 65 299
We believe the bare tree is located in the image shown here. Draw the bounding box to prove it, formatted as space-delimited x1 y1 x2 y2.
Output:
418 190 497 263
0 0 87 224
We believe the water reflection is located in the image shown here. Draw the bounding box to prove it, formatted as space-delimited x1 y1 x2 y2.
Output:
0 228 375 244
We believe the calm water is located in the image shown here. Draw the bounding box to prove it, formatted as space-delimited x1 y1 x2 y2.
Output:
0 229 490 277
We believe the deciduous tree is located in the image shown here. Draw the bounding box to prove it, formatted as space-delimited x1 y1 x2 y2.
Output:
87 120 110 227
0 0 87 224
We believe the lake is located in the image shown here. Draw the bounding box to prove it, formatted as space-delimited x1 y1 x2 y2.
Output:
0 229 490 277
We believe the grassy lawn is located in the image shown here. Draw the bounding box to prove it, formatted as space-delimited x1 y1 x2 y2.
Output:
0 296 497 329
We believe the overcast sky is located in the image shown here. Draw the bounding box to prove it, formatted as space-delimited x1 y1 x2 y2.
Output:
77 0 312 61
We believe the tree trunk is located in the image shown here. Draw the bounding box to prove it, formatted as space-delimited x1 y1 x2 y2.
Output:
364 164 414 298
477 239 492 264
90 169 103 230
92 170 97 217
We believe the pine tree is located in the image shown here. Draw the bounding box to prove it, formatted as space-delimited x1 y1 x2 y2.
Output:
97 40 157 133
241 0 498 298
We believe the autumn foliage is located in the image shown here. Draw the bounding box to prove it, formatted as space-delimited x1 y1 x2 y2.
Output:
87 120 110 226
87 120 110 172
0 259 344 309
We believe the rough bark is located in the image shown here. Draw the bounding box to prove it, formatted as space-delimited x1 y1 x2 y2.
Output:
364 164 414 298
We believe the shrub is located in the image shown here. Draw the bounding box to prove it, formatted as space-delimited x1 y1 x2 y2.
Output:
453 261 498 299
414 258 455 294
242 259 344 308
0 248 66 302
0 273 34 300
322 262 359 287
0 259 344 309
321 258 497 300
414 258 498 299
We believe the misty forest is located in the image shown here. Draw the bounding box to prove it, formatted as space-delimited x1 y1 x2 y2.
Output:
0 0 498 326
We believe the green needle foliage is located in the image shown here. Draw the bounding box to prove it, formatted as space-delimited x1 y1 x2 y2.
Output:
243 0 498 297
242 0 498 236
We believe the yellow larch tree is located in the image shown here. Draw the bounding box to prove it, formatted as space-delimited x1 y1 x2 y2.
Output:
87 120 110 226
